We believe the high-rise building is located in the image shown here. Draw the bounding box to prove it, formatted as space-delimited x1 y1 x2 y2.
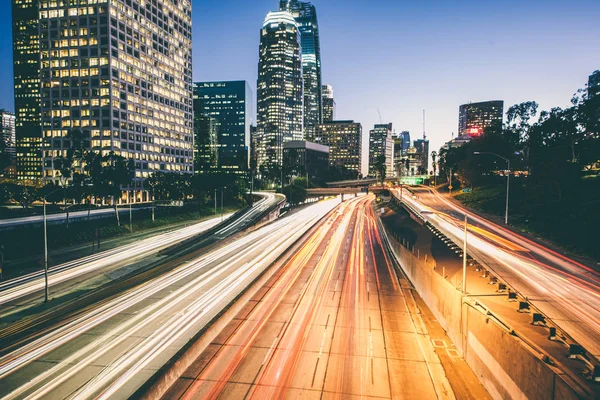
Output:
280 0 322 141
256 11 304 171
193 81 253 174
399 131 410 152
369 123 394 178
322 84 335 123
458 101 504 137
36 0 194 200
12 0 42 181
283 140 329 182
413 138 430 174
1 110 17 161
194 114 219 172
317 121 363 177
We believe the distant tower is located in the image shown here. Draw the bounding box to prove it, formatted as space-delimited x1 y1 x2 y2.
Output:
280 0 323 142
322 84 335 123
256 11 304 171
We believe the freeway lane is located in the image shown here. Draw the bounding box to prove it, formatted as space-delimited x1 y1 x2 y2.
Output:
395 186 600 359
0 192 278 311
164 196 453 399
0 197 338 399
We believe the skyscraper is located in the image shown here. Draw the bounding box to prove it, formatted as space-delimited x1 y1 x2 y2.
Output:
1 110 16 161
280 0 322 141
318 121 363 177
369 123 394 178
12 0 42 180
413 139 430 174
193 81 253 174
458 101 504 137
322 84 335 123
399 131 411 152
36 0 194 199
256 11 304 171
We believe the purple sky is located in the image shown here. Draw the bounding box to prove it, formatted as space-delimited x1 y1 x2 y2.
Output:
2 0 600 171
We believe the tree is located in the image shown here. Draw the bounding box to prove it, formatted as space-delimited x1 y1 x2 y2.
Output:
431 150 438 182
7 180 42 209
85 151 134 226
373 155 387 185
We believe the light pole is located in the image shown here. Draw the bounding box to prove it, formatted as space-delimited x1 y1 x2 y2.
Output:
474 152 510 225
42 186 61 302
462 214 468 294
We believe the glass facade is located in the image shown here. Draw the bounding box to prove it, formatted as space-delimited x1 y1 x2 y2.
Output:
256 11 304 171
280 0 322 142
369 123 394 177
322 84 335 123
283 140 329 181
193 81 253 174
34 0 193 196
413 138 430 174
12 0 43 181
458 100 504 137
317 120 363 176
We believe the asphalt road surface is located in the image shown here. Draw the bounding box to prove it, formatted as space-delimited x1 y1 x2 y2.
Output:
0 197 337 399
164 195 454 399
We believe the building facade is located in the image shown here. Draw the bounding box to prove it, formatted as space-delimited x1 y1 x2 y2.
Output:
21 0 194 201
322 84 335 123
413 138 430 174
193 81 253 174
256 11 304 172
1 110 17 161
368 123 394 178
317 120 363 176
194 114 219 172
12 0 43 180
280 0 322 142
283 140 329 182
458 100 504 137
399 131 410 152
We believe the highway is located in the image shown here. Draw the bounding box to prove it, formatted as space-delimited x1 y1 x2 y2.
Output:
163 195 452 399
0 192 278 311
394 186 600 360
0 197 338 399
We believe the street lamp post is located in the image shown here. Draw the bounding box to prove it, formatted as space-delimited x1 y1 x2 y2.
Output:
474 152 510 225
41 186 62 303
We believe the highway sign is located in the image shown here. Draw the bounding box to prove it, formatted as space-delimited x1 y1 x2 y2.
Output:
462 188 472 193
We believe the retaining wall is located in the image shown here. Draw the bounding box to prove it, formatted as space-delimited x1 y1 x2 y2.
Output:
381 224 585 400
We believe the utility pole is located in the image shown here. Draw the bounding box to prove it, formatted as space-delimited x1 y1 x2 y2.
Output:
43 198 49 302
221 187 224 222
129 195 133 233
214 189 217 216
462 214 468 295
505 160 510 225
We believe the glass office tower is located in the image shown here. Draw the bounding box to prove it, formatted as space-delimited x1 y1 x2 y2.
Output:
256 11 304 171
280 0 322 142
369 123 394 177
193 81 253 174
12 0 43 180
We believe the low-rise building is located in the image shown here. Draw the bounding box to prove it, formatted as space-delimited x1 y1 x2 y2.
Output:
283 140 329 182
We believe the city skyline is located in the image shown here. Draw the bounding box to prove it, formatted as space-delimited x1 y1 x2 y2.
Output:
2 0 599 160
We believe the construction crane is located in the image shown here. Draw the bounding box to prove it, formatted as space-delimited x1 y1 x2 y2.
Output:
377 108 383 124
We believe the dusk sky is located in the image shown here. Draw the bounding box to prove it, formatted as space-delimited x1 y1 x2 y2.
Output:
2 0 600 160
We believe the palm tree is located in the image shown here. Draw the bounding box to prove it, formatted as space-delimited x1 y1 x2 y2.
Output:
431 150 438 185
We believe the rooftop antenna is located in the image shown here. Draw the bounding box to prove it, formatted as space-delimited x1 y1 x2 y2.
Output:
422 109 427 140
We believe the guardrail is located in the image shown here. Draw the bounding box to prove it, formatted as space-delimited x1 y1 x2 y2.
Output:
390 190 600 386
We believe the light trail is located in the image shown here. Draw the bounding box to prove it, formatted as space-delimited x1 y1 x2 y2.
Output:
0 197 338 399
394 187 600 358
0 192 277 307
173 195 443 399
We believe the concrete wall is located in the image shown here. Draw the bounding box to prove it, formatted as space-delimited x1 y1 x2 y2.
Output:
381 225 585 400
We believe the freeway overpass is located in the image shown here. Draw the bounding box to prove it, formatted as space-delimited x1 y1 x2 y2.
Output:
325 175 429 188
